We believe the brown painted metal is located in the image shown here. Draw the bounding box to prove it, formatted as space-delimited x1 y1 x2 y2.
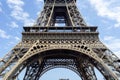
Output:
0 0 120 80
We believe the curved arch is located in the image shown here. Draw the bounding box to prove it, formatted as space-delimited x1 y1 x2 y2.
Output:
40 65 80 77
21 44 100 64
23 49 96 80
39 67 82 80
3 44 118 80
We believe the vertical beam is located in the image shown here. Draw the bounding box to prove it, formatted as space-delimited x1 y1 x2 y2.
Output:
23 61 40 80
46 0 55 27
23 58 44 80
65 0 87 27
76 59 97 80
65 0 75 26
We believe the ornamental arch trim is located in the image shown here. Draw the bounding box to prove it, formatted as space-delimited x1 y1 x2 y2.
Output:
3 42 117 79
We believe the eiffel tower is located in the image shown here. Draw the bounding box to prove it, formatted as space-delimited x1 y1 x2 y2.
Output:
0 0 120 80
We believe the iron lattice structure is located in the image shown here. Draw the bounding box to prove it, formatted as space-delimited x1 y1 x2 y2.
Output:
0 0 120 80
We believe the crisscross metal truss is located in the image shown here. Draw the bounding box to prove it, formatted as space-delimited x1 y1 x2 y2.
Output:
35 0 87 27
0 0 120 80
0 39 120 80
23 57 97 80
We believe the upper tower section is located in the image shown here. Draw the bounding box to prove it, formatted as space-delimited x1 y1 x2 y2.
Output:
44 0 76 7
34 0 87 27
22 0 98 39
44 0 77 3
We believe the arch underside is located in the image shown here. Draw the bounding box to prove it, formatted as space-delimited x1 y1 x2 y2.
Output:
3 40 118 80
21 49 114 80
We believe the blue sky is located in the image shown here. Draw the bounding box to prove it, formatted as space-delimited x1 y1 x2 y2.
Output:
0 0 120 80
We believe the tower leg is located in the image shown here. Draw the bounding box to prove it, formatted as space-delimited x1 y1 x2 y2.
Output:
23 59 45 80
76 59 97 80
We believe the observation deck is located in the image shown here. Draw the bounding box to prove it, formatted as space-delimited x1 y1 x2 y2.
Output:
22 26 99 40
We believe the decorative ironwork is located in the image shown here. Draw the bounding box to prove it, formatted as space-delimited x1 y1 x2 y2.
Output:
0 0 120 80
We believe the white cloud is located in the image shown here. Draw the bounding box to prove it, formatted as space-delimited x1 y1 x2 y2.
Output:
89 0 120 28
7 0 34 26
36 0 44 16
103 36 120 58
14 36 20 41
6 36 20 46
0 29 10 39
10 21 19 28
103 36 114 41
36 0 43 3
